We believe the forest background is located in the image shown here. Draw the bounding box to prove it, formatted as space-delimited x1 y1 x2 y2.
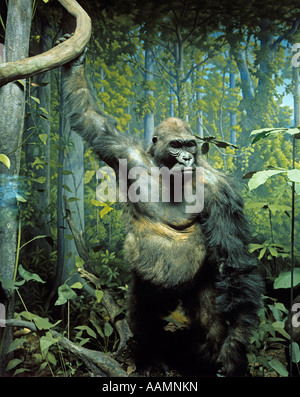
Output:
0 0 299 378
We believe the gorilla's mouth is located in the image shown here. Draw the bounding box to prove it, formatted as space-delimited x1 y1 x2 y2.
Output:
170 164 196 173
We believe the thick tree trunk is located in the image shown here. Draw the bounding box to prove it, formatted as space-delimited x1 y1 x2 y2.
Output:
0 0 33 374
62 129 85 284
31 19 52 244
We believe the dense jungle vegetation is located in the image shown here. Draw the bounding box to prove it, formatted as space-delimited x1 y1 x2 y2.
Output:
0 0 299 378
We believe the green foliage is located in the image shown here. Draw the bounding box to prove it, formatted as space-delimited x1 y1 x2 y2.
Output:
4 0 300 377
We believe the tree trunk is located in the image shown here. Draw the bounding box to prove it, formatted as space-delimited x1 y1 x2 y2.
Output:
144 48 154 147
49 70 65 303
0 0 33 374
169 79 175 118
226 31 254 102
294 65 300 127
196 64 203 138
62 129 85 285
229 71 237 145
34 19 52 242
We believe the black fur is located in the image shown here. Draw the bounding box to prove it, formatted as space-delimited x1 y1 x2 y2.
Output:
62 57 264 376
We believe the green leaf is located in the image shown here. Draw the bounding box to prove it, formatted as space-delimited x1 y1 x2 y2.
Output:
84 170 95 184
30 95 40 104
34 316 55 330
272 321 290 339
14 368 30 375
104 322 113 337
95 289 103 303
55 283 77 305
18 311 37 321
68 197 81 202
40 332 58 352
91 198 103 207
62 170 73 175
286 127 300 138
75 325 97 339
0 277 24 290
292 342 300 364
250 128 287 144
274 269 300 289
39 106 49 114
39 134 48 145
268 246 278 257
75 256 85 268
47 351 57 366
70 282 83 289
268 359 288 377
89 318 104 338
6 358 22 372
32 176 46 184
287 169 300 183
258 247 266 260
16 80 25 87
248 170 285 191
0 154 10 169
16 193 27 203
8 338 27 353
18 264 45 284
249 243 265 252
62 184 73 193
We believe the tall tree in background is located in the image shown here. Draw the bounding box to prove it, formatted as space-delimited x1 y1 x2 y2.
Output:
62 129 85 285
34 17 52 241
143 47 155 146
0 0 33 373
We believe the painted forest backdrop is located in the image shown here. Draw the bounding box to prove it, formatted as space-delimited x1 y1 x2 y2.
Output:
0 0 300 377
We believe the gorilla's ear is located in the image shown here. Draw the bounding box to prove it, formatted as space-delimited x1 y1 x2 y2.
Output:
152 136 158 144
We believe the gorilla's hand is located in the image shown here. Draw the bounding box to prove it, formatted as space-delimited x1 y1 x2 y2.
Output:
55 33 87 72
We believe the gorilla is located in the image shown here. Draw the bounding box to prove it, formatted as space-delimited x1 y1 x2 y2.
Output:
61 43 264 377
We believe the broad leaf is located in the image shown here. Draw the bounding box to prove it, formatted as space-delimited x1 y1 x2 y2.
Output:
55 283 77 305
39 134 48 145
104 322 113 337
268 359 288 377
287 169 300 183
18 264 45 284
274 269 300 289
70 282 83 289
248 170 285 191
6 358 22 372
40 332 58 352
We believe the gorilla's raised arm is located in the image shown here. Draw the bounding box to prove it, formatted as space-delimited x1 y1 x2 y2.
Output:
63 62 148 172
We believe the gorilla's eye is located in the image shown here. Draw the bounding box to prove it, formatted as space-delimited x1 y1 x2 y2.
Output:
169 140 182 149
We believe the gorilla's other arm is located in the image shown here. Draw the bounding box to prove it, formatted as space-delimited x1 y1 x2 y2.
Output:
202 172 264 375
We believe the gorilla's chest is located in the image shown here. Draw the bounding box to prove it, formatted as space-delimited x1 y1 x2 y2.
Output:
124 219 207 288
